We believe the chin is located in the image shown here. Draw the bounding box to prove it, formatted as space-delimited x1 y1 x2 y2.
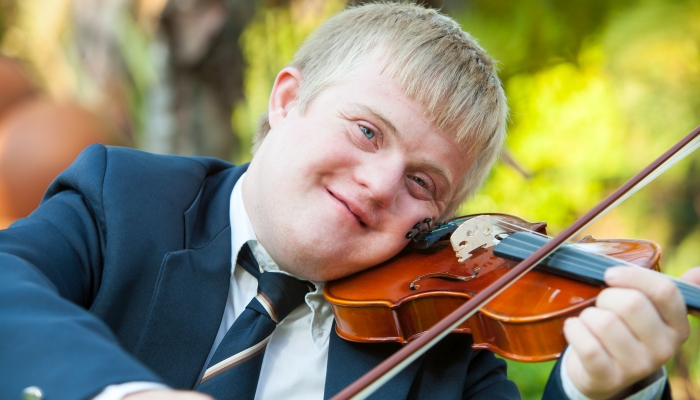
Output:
308 270 352 282
278 231 392 281
288 258 366 282
287 264 343 282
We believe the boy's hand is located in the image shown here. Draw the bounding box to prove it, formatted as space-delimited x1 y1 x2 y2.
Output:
563 266 690 399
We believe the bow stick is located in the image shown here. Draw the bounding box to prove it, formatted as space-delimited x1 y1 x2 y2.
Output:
331 124 700 400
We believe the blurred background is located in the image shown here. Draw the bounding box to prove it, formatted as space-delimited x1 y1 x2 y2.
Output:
0 0 698 398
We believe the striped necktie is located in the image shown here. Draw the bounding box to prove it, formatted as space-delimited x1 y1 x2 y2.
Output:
197 243 311 400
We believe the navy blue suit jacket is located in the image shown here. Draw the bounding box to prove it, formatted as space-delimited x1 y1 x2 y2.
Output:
0 145 570 399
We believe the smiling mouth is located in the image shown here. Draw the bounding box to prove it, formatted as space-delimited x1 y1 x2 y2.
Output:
328 189 368 227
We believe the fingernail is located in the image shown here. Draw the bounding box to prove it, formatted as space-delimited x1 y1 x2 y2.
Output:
605 267 622 282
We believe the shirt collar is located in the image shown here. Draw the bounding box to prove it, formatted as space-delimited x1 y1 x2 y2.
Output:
229 172 258 269
229 173 333 348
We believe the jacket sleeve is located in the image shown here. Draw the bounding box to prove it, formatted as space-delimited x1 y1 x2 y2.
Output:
0 145 163 399
461 349 520 399
404 333 520 399
542 355 571 399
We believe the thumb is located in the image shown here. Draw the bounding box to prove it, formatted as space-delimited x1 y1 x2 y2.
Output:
680 266 700 285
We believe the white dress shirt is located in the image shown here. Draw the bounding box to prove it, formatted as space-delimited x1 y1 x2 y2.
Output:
201 172 333 399
560 348 666 400
95 172 664 400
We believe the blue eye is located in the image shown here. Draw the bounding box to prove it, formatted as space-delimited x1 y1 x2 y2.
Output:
360 126 375 139
412 176 426 187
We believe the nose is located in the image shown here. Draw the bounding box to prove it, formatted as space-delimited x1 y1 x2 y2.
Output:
355 153 405 209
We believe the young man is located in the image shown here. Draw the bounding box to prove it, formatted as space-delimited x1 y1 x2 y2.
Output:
0 3 693 400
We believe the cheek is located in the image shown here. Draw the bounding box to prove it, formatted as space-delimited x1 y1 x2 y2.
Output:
343 235 410 277
371 200 439 254
378 235 411 261
393 196 440 229
285 121 355 167
369 208 428 258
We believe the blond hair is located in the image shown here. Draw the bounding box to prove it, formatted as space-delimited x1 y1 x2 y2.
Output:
253 2 507 218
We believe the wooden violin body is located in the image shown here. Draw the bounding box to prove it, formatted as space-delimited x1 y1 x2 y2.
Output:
324 213 662 362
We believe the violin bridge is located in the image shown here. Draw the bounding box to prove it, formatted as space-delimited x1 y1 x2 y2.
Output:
450 215 496 262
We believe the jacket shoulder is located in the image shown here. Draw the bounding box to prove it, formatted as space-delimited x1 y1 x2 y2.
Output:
45 144 236 226
50 144 234 191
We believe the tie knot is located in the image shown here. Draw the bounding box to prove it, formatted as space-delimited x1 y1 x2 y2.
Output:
237 243 312 323
256 272 311 323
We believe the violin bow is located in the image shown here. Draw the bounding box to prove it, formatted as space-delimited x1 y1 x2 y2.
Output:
331 125 700 400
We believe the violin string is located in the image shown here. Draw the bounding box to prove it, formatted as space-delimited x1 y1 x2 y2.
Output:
481 217 693 299
505 235 612 276
481 216 550 239
476 217 629 280
508 233 657 280
511 234 700 308
551 253 700 304
483 216 679 280
480 216 640 281
504 234 700 304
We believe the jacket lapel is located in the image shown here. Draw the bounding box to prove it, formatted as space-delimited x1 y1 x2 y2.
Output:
134 164 248 389
324 324 422 400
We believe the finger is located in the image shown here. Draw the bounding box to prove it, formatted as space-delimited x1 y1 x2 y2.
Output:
562 342 595 394
563 316 619 385
595 287 668 349
576 306 655 378
604 266 688 335
680 266 700 285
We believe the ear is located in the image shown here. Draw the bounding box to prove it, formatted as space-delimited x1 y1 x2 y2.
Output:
268 67 302 129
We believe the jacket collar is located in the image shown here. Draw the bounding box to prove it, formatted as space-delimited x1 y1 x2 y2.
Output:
184 163 249 250
134 163 249 388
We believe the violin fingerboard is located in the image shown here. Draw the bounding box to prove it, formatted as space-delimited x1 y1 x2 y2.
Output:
494 232 700 313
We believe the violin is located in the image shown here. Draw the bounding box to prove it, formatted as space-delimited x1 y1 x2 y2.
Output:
328 126 700 400
324 213 700 363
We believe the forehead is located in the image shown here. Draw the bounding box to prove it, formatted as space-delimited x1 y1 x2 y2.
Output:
322 61 434 135
343 56 464 141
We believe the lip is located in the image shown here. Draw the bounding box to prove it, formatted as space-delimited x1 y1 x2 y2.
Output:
327 189 373 228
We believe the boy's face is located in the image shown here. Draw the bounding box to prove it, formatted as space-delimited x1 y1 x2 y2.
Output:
244 59 474 281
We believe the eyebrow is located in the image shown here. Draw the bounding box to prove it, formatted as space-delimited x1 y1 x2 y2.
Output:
349 103 454 198
351 103 401 139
